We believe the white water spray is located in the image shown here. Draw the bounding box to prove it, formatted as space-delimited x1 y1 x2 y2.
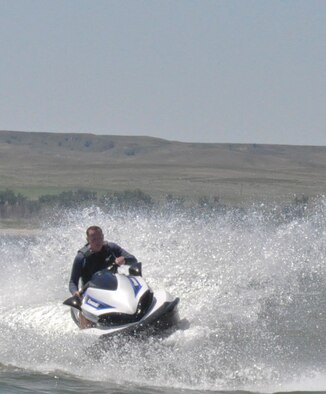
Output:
0 199 325 392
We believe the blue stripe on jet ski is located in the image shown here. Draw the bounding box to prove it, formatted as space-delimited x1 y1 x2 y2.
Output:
85 295 114 310
127 276 142 296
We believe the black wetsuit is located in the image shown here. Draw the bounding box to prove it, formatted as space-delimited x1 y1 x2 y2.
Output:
69 242 137 294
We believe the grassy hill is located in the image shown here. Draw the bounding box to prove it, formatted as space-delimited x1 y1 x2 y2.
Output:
1 130 325 205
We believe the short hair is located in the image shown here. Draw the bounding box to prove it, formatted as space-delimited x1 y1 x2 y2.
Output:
86 226 103 237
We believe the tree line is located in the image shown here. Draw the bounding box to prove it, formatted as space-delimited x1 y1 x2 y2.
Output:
0 188 310 220
0 188 175 219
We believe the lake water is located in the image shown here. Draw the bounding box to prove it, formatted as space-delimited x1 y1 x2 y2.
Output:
0 200 325 393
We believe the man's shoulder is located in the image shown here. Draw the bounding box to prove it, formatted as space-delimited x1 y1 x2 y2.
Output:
75 244 90 258
106 241 120 249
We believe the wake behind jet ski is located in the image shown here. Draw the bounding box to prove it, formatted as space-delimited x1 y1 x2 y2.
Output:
63 262 180 338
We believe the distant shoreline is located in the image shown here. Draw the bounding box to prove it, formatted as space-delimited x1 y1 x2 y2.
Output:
0 228 40 237
1 130 326 205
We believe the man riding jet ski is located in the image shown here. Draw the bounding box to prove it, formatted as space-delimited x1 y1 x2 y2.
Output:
64 226 179 336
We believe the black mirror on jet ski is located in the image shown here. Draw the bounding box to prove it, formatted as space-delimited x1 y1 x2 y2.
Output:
129 262 142 276
62 281 91 310
63 294 82 311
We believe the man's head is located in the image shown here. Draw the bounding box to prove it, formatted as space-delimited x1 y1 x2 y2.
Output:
86 226 104 252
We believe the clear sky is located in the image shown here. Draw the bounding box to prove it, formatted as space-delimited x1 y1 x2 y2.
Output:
0 0 325 145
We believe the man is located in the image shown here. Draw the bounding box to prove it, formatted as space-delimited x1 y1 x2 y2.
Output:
69 225 138 297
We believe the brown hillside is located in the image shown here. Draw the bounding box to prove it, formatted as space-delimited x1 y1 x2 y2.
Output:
0 130 325 204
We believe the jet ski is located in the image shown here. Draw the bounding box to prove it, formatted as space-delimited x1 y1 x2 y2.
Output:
63 263 180 338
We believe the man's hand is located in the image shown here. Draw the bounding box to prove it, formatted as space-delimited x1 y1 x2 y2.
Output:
115 256 125 266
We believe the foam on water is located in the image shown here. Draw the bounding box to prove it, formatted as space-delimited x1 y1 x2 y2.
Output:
0 199 325 392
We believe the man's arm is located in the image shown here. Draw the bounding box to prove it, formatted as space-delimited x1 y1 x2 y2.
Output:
108 242 137 265
69 253 84 294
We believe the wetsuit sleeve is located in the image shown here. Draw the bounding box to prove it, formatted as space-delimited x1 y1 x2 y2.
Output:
107 242 137 265
69 253 84 294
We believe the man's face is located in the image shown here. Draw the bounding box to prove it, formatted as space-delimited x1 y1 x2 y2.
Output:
87 230 104 252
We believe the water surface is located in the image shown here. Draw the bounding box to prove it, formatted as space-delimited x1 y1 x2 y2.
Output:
0 200 325 393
